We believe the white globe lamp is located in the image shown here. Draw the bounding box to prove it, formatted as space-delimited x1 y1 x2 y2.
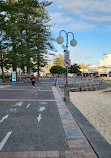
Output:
56 36 64 44
70 39 77 47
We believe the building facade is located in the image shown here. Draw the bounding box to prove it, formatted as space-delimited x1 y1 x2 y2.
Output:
81 53 111 77
98 53 111 77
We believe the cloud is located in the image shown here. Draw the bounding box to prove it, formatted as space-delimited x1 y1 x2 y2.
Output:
54 0 111 22
54 47 95 64
69 47 99 64
49 12 96 31
49 12 73 23
71 53 93 63
48 0 111 32
67 20 95 31
81 15 111 22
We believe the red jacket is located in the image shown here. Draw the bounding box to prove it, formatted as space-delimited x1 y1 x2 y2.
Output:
30 76 36 81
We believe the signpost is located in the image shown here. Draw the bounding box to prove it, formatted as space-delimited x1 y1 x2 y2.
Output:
63 50 71 68
12 71 16 84
57 30 77 101
63 59 71 67
64 50 69 60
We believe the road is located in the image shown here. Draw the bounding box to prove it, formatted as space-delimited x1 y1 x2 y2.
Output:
0 79 68 152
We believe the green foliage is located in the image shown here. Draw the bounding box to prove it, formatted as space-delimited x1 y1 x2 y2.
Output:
0 0 55 76
50 65 66 75
69 64 81 73
79 62 89 69
0 74 11 79
53 54 64 66
4 74 12 78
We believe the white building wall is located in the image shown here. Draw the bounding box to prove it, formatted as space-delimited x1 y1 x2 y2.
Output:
103 53 111 67
98 53 111 76
99 60 104 66
87 53 111 77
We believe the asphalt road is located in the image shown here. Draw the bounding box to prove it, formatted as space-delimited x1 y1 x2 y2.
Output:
0 79 68 151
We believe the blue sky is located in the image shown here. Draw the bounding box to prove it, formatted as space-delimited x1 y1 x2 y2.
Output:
47 0 111 65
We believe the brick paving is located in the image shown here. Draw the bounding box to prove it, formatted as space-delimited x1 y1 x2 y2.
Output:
52 86 98 158
0 86 98 158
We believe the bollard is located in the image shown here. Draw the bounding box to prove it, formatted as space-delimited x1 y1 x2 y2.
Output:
55 78 57 86
64 84 70 101
55 76 58 87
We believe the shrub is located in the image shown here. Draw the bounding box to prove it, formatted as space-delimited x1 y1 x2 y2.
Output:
0 74 11 79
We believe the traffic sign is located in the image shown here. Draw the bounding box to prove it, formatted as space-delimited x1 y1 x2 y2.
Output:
63 59 71 67
12 71 16 84
64 50 69 60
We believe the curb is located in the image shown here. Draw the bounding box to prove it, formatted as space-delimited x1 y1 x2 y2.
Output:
57 86 111 158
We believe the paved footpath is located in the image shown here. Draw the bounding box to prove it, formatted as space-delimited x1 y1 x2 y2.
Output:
0 80 98 158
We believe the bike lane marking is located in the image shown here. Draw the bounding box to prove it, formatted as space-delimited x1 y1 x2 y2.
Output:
37 114 42 122
0 114 9 123
0 131 12 151
26 103 31 108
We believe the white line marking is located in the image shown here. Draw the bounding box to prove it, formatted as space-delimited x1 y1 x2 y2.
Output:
0 114 9 123
0 99 55 101
14 102 23 106
0 131 12 151
41 82 48 83
38 107 45 112
35 93 38 96
37 114 42 122
26 103 31 108
1 89 52 91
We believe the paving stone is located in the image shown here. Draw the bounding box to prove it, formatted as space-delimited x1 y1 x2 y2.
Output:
65 129 83 137
59 151 66 158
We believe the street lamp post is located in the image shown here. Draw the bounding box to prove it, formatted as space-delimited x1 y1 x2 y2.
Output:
56 30 77 84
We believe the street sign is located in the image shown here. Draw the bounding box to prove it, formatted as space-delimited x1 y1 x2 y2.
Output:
64 50 69 60
62 45 67 50
63 59 71 67
12 71 16 83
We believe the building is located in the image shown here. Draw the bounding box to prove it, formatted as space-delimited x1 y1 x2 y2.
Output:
98 53 111 77
81 53 111 77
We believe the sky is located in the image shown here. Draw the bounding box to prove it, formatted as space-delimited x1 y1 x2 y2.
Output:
47 0 111 65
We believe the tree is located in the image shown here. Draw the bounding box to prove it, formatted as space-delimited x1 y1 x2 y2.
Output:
53 54 64 66
79 62 89 69
15 0 55 75
0 1 11 82
69 63 81 73
0 0 22 72
0 45 6 83
0 0 55 78
50 65 66 75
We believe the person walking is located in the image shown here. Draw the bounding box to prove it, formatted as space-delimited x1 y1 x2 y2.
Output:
30 74 36 88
